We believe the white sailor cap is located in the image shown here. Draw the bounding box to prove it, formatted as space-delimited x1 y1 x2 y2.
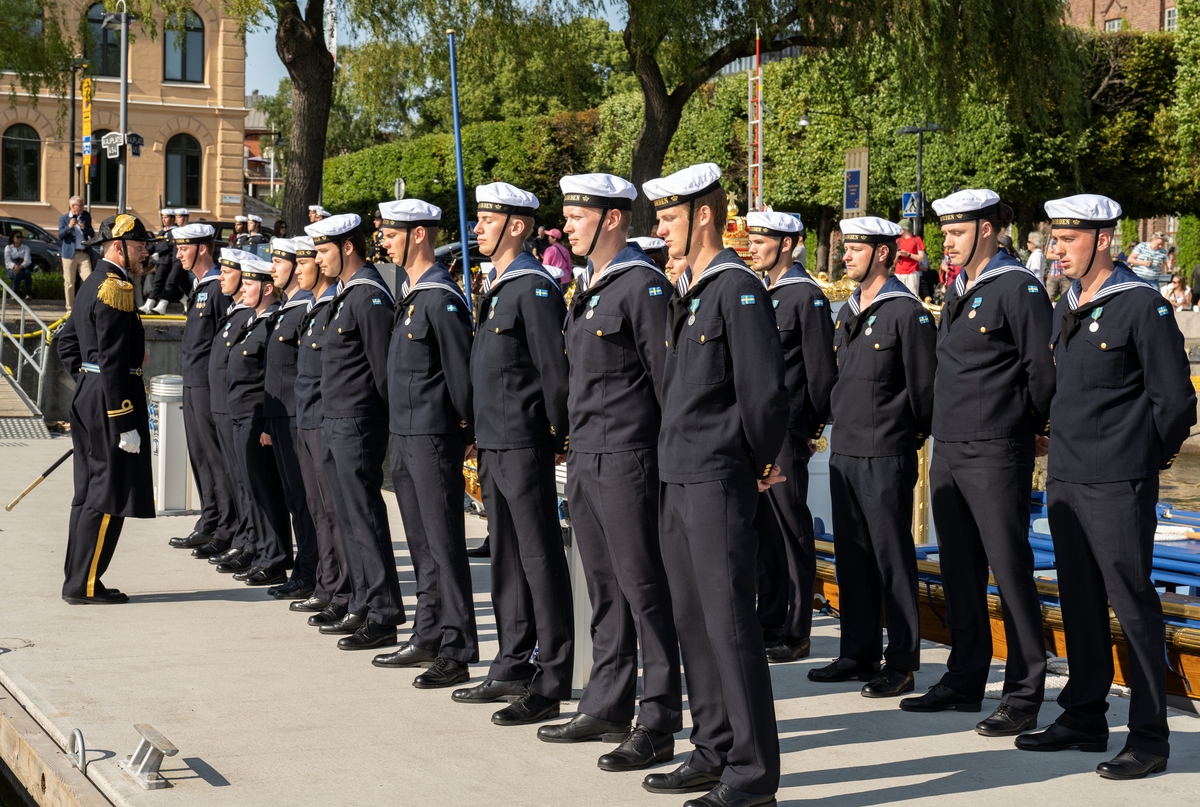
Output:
270 237 296 258
1044 194 1123 229
747 211 801 237
476 182 539 216
234 215 248 223
305 212 361 244
160 207 174 216
559 173 637 210
931 189 1001 224
839 216 903 243
174 208 189 216
239 256 274 281
308 204 330 216
171 223 215 244
292 236 316 257
629 236 666 252
378 199 442 228
218 247 257 269
248 214 263 223
642 163 722 211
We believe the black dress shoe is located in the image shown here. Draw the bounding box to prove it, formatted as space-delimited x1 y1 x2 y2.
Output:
208 547 242 565
271 581 314 600
976 703 1037 736
451 677 531 704
192 540 229 559
244 568 287 586
492 691 560 726
683 783 777 807
766 637 810 663
372 642 438 668
216 554 254 574
861 667 915 698
807 657 880 683
466 537 490 558
413 658 471 689
598 726 674 772
267 578 296 596
291 596 331 613
337 622 398 650
232 564 264 581
63 590 130 605
1095 746 1168 780
1015 722 1109 753
899 682 982 713
169 531 212 549
308 604 348 626
537 712 631 743
318 612 366 635
643 763 723 794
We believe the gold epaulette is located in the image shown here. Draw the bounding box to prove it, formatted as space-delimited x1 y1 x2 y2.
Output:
97 273 135 312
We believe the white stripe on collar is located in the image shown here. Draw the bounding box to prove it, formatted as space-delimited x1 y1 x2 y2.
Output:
399 279 470 308
847 285 919 316
578 257 663 293
1066 280 1155 310
337 276 395 302
674 271 691 296
282 296 311 311
953 263 1032 298
481 264 558 296
768 274 821 291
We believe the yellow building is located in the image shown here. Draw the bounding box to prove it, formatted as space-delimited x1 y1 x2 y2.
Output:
0 4 246 233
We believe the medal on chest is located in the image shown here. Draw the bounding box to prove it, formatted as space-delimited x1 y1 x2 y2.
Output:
864 315 877 336
967 296 982 319
488 295 498 320
687 298 700 326
1089 306 1103 332
405 304 415 326
585 295 600 319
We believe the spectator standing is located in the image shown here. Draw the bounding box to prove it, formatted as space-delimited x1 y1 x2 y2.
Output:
792 229 807 269
1128 233 1169 282
1025 233 1046 277
893 219 926 297
5 232 32 298
542 228 574 289
1042 236 1070 300
57 195 94 312
1165 245 1177 276
998 233 1018 259
533 226 549 261
1164 273 1192 312
939 253 962 290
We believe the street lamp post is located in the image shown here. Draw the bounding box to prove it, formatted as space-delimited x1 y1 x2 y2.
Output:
897 122 943 237
102 4 134 213
799 109 872 158
68 57 88 198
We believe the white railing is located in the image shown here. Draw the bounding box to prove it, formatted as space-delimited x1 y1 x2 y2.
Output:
0 278 53 411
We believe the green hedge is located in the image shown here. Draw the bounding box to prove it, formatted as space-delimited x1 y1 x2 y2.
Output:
1177 215 1200 286
31 270 63 301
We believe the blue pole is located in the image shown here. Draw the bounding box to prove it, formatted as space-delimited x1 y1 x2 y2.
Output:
447 30 471 282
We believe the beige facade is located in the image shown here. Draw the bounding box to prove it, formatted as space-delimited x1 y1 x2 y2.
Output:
0 4 246 233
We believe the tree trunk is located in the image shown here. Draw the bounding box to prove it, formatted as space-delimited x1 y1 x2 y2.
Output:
816 205 835 279
626 33 686 237
275 0 335 232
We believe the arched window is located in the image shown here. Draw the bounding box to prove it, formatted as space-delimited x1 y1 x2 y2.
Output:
90 128 119 205
86 4 120 78
165 133 201 207
2 124 40 201
164 11 204 83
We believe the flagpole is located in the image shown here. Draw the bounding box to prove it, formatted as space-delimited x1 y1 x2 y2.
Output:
447 30 471 283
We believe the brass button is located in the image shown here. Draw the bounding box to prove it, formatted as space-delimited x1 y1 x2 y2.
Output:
874 343 880 349
311 342 317 348
495 327 500 333
278 336 284 341
1101 342 1107 349
979 326 987 333
665 340 668 347
596 330 603 336
408 333 413 339
226 342 231 346
242 350 248 355
338 327 342 333
700 335 706 343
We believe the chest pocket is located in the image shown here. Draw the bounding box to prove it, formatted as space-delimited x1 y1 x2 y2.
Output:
684 317 727 385
484 312 521 369
398 319 434 371
268 321 300 368
955 309 1007 367
1083 328 1132 389
854 331 897 382
230 332 266 378
581 313 626 374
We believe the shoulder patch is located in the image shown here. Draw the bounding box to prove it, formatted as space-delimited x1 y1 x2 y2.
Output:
535 288 549 298
447 303 458 312
813 299 825 307
371 297 383 305
649 286 662 296
1027 285 1039 293
1158 305 1170 317
98 273 135 312
740 294 756 305
919 314 930 324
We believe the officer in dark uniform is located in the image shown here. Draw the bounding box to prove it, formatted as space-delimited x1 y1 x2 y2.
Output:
901 190 1055 737
368 199 480 689
261 238 318 600
140 208 180 314
744 211 836 664
453 182 574 727
307 213 402 651
639 164 787 807
1016 194 1197 780
165 224 238 557
287 236 354 621
808 217 936 699
367 212 386 264
56 214 158 604
535 173 682 771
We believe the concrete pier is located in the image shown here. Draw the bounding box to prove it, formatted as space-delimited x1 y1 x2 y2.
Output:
1 436 1199 806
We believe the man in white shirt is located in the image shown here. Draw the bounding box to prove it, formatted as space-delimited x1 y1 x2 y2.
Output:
1025 233 1046 277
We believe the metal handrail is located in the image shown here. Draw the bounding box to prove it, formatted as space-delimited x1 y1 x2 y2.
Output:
0 278 50 410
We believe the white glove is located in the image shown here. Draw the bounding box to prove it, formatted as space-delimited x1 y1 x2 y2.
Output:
118 430 141 454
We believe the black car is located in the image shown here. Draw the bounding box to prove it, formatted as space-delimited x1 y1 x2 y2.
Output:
0 218 64 272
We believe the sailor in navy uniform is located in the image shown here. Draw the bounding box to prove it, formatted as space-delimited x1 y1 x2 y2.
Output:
368 199 480 689
453 182 574 728
535 173 682 770
901 190 1055 736
207 249 261 575
56 214 159 604
744 211 836 664
640 164 787 807
140 207 183 314
287 237 354 622
1016 195 1196 779
809 217 936 700
308 213 402 651
262 238 318 599
243 214 270 249
166 224 238 558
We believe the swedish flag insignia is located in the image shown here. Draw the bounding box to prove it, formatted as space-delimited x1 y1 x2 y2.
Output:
649 286 662 296
535 288 549 298
814 299 825 307
1158 305 1170 316
740 294 756 305
447 304 458 312
919 315 930 324
372 297 383 305
97 273 135 312
1027 285 1039 293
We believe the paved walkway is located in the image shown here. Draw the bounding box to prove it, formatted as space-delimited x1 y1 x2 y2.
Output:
0 436 1197 806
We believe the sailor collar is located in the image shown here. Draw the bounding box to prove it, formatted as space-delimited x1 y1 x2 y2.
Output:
767 263 820 293
676 248 761 299
846 275 919 317
1065 263 1155 311
334 263 395 303
398 261 470 308
282 289 315 312
952 251 1033 298
480 251 559 296
576 244 663 294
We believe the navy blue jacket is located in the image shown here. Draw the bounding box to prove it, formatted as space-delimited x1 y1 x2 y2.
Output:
227 302 281 432
320 264 394 420
566 245 672 454
57 210 94 254
768 264 837 441
207 304 256 415
659 249 788 483
264 290 314 418
471 252 570 452
388 262 475 443
181 267 230 388
295 286 336 431
831 276 937 458
934 252 1055 441
1049 264 1196 482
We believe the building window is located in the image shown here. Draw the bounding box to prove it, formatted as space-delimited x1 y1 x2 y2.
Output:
89 129 119 205
1104 18 1122 31
86 4 120 78
2 124 40 201
165 133 201 207
1166 7 1178 31
164 12 204 83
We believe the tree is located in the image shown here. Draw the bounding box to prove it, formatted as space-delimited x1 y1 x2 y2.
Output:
1178 0 1200 157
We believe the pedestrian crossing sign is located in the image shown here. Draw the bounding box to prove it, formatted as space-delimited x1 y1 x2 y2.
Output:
902 192 923 218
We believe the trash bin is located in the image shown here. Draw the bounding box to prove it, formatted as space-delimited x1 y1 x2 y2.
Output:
148 374 192 515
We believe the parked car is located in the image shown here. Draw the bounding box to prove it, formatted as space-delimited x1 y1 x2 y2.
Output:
0 218 63 272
